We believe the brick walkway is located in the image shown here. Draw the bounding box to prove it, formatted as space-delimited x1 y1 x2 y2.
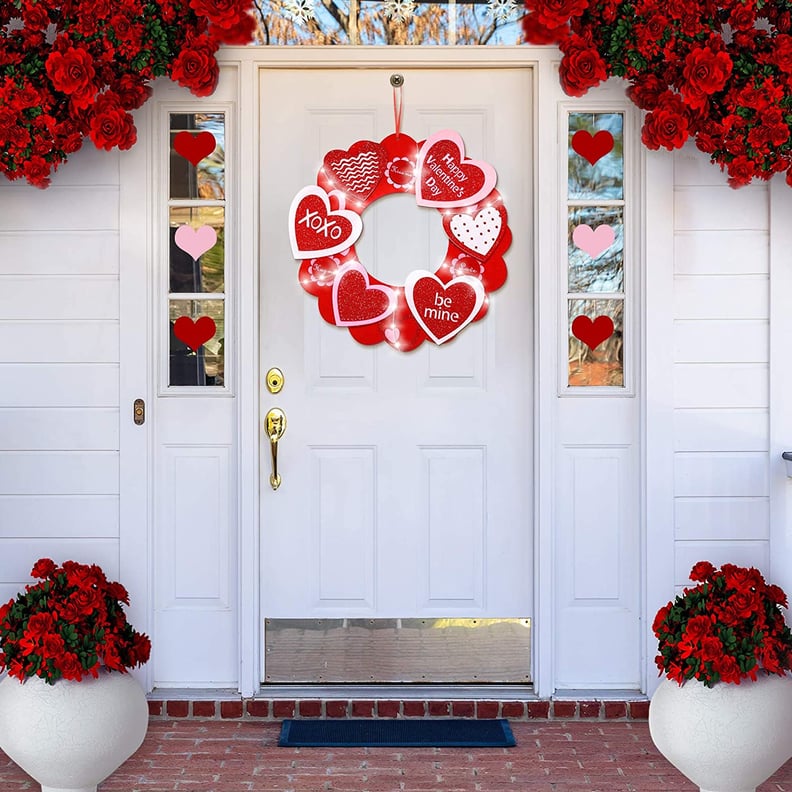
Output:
2 719 791 791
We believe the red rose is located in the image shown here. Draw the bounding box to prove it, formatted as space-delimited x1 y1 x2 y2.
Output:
69 586 102 616
559 38 608 97
89 94 137 151
766 584 789 608
170 37 220 98
529 0 588 29
523 14 569 43
30 558 57 579
641 93 690 150
700 635 722 662
730 589 760 619
683 614 712 642
55 652 84 681
42 632 65 658
210 11 257 45
714 654 742 684
45 46 96 108
652 603 671 635
681 46 733 108
690 561 716 582
25 612 55 639
190 0 239 23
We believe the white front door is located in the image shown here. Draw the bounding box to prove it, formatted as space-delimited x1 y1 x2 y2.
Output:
259 66 533 683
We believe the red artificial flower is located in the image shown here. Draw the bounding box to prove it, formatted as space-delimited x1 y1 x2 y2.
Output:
558 37 609 97
521 13 569 44
169 36 220 97
0 558 151 684
690 561 716 582
641 93 690 150
652 562 792 687
527 0 588 29
45 46 97 108
89 93 137 151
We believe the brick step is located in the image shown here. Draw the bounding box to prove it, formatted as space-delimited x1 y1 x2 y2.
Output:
148 698 650 721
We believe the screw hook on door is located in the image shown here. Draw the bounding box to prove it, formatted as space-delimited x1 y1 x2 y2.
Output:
265 408 287 490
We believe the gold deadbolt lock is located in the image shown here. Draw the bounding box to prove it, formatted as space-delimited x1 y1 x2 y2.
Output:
265 367 284 394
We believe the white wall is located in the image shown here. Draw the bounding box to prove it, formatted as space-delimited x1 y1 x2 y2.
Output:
0 146 122 603
670 144 771 592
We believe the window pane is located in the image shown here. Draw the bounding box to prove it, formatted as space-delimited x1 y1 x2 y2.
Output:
169 300 225 387
252 0 522 44
568 299 623 387
568 206 623 293
454 2 523 44
568 113 623 201
170 113 225 200
169 207 225 293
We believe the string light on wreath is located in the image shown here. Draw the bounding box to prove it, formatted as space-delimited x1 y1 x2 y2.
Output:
523 0 792 188
288 80 511 352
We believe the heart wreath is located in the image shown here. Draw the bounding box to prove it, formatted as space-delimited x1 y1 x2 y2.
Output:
288 129 511 352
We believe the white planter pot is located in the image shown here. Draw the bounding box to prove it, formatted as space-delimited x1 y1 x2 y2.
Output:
0 670 148 792
649 672 792 792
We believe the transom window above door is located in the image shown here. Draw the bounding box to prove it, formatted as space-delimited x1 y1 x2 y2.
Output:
252 0 525 44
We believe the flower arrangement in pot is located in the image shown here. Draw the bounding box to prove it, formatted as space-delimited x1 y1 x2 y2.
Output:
649 561 792 792
0 558 152 792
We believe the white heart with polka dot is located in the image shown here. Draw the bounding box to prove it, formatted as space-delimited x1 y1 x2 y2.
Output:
449 207 503 257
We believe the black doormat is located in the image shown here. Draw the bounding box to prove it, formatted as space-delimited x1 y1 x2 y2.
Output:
278 718 516 748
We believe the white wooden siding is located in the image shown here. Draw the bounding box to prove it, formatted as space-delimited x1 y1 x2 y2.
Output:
671 144 770 586
0 147 121 596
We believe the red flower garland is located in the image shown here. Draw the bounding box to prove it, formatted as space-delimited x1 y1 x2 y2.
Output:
653 562 792 687
0 558 151 684
523 0 792 187
1 0 256 187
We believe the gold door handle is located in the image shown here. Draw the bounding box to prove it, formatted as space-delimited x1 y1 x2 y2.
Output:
265 408 287 490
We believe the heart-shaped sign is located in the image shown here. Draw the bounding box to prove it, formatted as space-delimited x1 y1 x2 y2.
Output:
332 261 397 326
174 315 217 351
174 224 218 261
415 130 497 208
173 131 217 166
445 205 505 259
405 270 486 344
289 186 363 259
324 140 387 201
571 315 614 350
571 130 614 166
572 223 615 258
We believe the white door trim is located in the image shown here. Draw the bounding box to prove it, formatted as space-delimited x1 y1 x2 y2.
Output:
232 45 566 699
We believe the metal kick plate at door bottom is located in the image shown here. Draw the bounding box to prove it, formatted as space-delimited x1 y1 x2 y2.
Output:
263 618 531 683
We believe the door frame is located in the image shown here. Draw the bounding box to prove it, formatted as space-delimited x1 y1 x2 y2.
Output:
240 47 553 698
121 45 661 699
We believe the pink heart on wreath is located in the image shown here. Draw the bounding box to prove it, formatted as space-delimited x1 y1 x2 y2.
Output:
415 130 497 208
324 140 387 200
405 270 486 344
174 316 216 351
173 131 217 166
332 261 397 326
289 186 363 259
